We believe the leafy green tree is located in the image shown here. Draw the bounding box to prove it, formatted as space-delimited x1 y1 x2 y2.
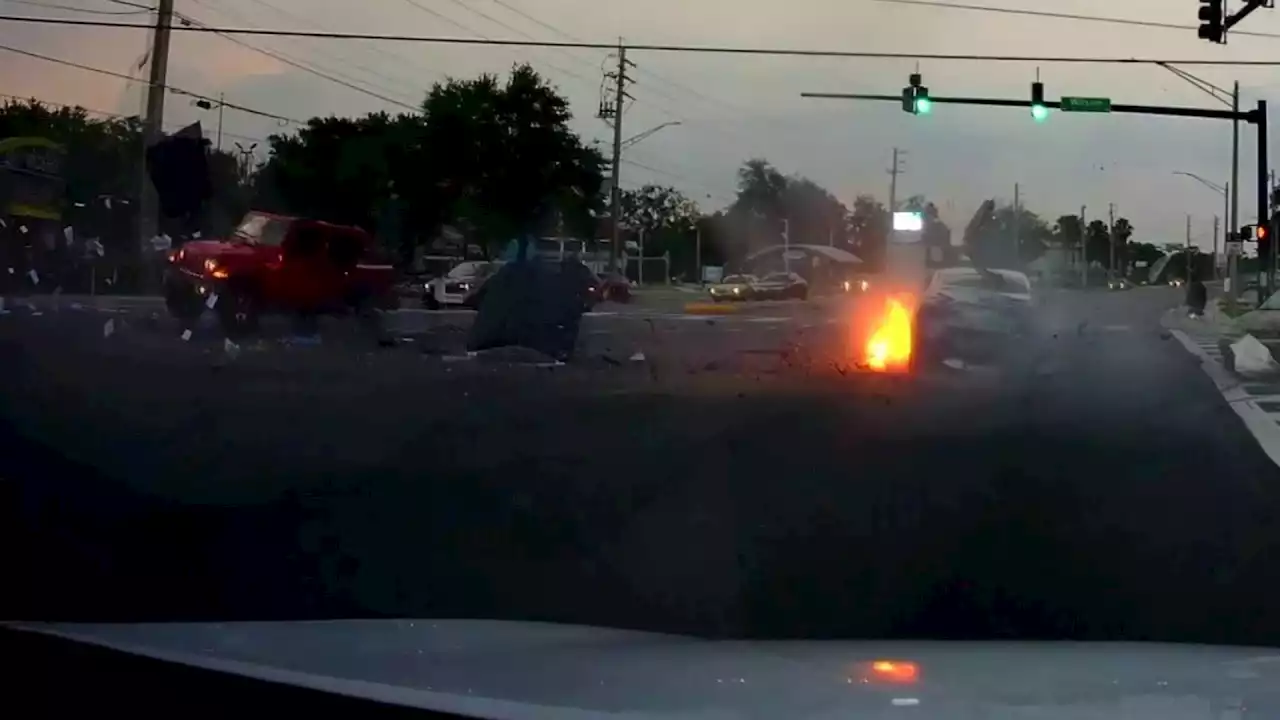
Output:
848 194 889 269
620 184 700 277
254 63 605 263
1085 219 1112 269
968 202 1051 266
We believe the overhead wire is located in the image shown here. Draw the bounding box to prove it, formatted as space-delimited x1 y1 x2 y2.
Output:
0 41 305 123
0 91 268 143
180 0 423 111
240 0 440 91
3 14 1278 65
868 0 1280 41
2 0 149 13
398 0 601 91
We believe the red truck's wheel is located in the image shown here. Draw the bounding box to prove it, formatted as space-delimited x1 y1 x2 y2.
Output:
215 284 261 338
164 283 203 323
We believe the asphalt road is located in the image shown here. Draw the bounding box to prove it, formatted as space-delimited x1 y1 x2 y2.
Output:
4 286 1280 646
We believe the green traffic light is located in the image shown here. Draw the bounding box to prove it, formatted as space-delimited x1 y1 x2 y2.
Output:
914 97 932 115
1031 104 1049 122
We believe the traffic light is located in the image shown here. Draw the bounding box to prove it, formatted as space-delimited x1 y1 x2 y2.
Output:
1198 0 1225 43
902 72 931 115
1030 81 1048 122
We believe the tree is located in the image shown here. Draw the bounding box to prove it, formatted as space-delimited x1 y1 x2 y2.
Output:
422 64 605 257
619 184 700 278
619 184 699 236
255 63 605 264
781 176 847 246
1054 214 1083 249
848 194 889 269
731 158 787 220
1085 219 1111 269
968 202 1051 267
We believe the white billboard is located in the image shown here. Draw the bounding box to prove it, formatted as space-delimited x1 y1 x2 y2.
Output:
893 211 924 232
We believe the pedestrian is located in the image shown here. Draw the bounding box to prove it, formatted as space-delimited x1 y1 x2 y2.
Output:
1187 276 1208 318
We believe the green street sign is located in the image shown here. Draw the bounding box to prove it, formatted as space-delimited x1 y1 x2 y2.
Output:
1060 97 1112 113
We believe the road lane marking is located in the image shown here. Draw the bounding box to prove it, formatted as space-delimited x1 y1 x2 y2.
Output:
1171 328 1280 468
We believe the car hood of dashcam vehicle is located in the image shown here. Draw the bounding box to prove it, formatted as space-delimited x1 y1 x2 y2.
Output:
7 620 1278 718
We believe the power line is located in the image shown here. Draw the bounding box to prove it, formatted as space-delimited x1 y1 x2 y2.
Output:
1 0 149 13
180 2 422 111
0 92 268 143
5 14 1280 65
240 0 439 91
0 41 304 123
399 0 600 89
869 0 1280 41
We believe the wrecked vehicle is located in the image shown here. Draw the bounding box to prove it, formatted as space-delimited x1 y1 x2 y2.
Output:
163 211 397 333
913 267 1035 369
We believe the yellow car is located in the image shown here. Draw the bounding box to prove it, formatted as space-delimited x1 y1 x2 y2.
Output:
708 274 758 302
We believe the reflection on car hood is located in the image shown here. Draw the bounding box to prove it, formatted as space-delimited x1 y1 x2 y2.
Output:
6 620 1278 718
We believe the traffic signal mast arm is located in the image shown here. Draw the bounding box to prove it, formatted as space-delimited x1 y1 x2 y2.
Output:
802 92 1258 123
1226 0 1271 31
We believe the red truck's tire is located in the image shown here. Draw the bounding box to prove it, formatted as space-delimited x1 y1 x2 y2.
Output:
164 280 204 324
215 280 262 338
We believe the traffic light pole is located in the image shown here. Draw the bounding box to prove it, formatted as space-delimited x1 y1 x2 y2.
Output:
803 90 1269 299
1259 100 1272 301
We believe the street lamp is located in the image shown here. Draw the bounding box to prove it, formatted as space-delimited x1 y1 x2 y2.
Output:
1173 170 1229 280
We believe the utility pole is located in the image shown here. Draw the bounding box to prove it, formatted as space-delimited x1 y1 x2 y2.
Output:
1213 214 1220 280
1230 81 1241 307
216 92 225 152
1223 181 1230 281
601 44 634 273
1012 182 1021 266
887 147 905 212
695 224 702 286
1186 214 1193 283
1108 202 1116 279
139 0 175 246
1080 205 1088 288
781 218 791 273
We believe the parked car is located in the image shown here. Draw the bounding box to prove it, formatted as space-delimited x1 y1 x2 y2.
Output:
163 211 397 334
1108 278 1133 291
752 271 809 300
708 274 758 302
423 261 500 309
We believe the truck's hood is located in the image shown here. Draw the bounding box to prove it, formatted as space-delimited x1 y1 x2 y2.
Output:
6 620 1277 719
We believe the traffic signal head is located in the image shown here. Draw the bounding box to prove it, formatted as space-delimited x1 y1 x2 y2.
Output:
902 72 930 115
913 87 931 114
1198 0 1224 43
1030 81 1048 122
1241 225 1257 241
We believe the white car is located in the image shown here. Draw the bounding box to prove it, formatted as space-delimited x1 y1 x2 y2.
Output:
923 267 1033 304
916 267 1035 369
423 261 498 309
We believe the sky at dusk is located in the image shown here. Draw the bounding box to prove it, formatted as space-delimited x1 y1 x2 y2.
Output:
2 0 1278 249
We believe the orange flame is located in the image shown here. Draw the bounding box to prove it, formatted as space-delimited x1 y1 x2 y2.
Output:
863 295 914 372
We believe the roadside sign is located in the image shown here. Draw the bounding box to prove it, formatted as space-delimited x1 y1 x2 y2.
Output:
1060 97 1112 113
1227 241 1244 255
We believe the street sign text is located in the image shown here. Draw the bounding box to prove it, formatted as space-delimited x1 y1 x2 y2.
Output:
1060 97 1112 113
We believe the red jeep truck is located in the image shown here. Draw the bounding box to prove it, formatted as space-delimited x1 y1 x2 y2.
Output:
163 211 397 332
